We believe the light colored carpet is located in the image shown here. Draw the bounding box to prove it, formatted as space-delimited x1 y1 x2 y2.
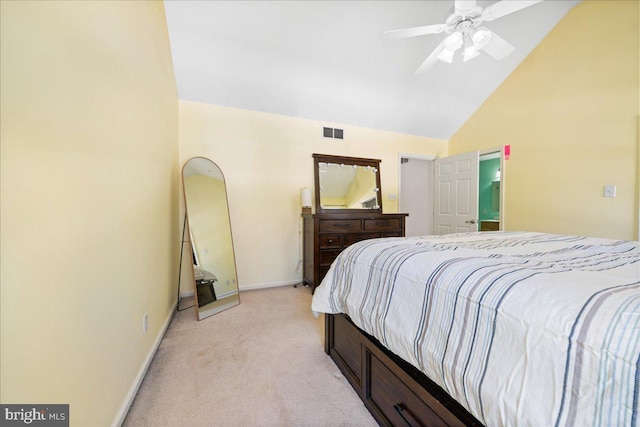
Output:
123 285 377 427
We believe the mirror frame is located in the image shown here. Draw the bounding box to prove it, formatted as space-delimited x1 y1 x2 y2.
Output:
313 153 383 214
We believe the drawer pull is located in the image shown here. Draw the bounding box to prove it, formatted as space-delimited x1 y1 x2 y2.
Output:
332 223 350 227
393 403 414 427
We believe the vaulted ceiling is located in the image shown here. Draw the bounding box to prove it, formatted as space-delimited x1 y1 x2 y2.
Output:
164 1 580 139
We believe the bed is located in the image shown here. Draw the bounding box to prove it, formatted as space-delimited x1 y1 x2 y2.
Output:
311 231 640 426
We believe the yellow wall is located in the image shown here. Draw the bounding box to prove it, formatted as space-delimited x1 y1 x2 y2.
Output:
320 196 348 208
0 2 178 426
450 0 639 240
178 100 447 290
345 167 377 208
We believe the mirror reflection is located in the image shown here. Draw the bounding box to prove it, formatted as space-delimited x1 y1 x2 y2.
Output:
182 157 239 320
313 154 383 214
318 162 379 210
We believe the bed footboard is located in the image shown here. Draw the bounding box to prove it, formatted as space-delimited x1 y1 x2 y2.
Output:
325 314 483 427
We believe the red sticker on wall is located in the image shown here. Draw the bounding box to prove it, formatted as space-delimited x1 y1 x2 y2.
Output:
504 144 511 160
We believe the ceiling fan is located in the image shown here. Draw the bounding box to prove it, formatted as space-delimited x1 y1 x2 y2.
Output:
383 0 544 73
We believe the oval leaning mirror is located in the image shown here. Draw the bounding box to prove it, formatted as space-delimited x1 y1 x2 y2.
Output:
182 157 240 320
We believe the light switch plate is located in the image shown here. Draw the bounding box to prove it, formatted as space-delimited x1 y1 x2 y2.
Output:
604 185 616 198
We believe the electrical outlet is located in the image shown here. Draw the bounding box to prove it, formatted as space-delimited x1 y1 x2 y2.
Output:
604 185 616 198
142 313 148 335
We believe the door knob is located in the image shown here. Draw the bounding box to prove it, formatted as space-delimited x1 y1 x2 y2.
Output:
465 219 477 224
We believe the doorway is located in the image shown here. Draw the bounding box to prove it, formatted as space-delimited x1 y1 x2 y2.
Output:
478 151 502 231
399 154 435 237
399 148 505 236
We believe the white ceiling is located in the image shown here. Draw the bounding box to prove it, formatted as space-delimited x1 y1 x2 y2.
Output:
164 0 580 140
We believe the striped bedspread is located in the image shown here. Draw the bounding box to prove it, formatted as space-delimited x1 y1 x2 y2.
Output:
311 232 640 427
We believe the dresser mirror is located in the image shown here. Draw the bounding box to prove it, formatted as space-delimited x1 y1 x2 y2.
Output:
313 154 382 213
182 157 240 320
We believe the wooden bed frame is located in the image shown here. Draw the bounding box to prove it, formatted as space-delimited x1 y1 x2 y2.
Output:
325 313 483 427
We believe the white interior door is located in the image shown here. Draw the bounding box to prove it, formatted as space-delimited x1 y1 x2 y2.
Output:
434 151 479 235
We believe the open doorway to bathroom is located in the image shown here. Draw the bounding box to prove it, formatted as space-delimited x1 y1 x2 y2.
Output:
478 150 504 231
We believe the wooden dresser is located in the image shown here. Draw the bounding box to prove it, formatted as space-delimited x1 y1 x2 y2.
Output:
302 212 407 293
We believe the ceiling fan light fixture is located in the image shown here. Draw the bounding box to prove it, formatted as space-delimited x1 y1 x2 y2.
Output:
463 35 480 62
438 32 463 63
463 46 480 62
384 0 544 73
444 32 464 51
437 48 455 63
472 28 492 50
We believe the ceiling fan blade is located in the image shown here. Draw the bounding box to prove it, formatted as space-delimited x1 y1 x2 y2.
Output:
481 31 515 60
382 24 448 40
415 40 447 74
455 0 477 15
482 0 544 21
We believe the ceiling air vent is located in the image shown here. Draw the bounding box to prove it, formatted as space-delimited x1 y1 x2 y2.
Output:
322 127 344 140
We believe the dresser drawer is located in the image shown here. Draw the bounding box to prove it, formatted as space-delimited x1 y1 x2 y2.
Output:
364 218 401 231
320 249 342 266
320 235 341 248
366 351 449 427
320 219 362 232
343 232 382 247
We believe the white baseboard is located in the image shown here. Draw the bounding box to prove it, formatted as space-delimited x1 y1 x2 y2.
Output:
111 300 177 427
239 279 302 292
180 290 194 298
216 289 237 299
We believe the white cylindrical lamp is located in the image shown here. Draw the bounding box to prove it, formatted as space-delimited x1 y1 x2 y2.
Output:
301 187 312 214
